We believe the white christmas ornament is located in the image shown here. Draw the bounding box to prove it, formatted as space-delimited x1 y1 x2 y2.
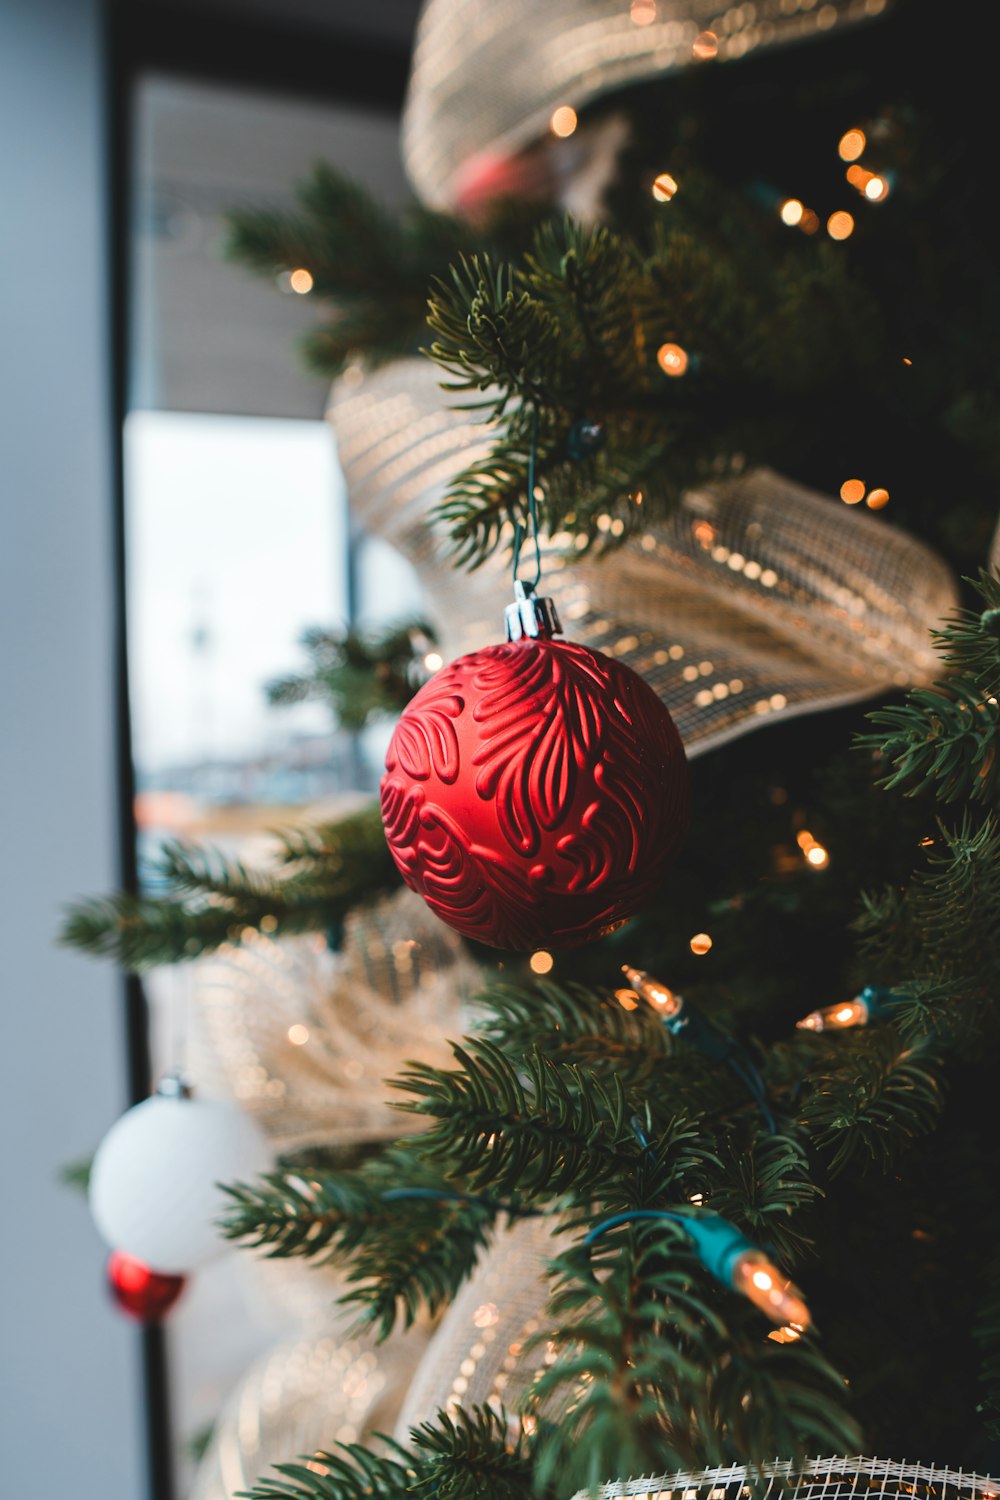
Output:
89 1077 271 1274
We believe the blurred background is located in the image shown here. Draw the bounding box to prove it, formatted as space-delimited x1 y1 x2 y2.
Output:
1 3 424 1495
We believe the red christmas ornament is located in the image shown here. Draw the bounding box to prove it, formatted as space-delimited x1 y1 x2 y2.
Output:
381 587 688 949
107 1249 186 1323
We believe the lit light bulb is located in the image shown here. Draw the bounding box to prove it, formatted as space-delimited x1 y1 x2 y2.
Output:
866 486 890 509
731 1251 811 1329
838 128 866 162
795 829 830 869
827 211 855 241
689 932 712 956
287 1023 310 1046
692 29 718 59
424 651 444 671
620 965 683 1019
768 1322 805 1344
779 198 804 226
652 172 679 202
657 342 689 376
840 478 865 504
630 0 657 22
289 267 314 294
530 950 554 974
797 992 873 1032
550 105 578 138
865 174 889 202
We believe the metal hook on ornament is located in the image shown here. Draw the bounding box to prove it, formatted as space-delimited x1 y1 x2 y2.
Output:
511 403 543 597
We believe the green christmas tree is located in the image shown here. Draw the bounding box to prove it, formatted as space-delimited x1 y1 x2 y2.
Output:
66 0 1000 1492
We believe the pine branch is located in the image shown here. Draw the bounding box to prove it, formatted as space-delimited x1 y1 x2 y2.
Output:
861 682 999 805
529 1221 858 1493
225 163 549 376
701 1328 862 1465
239 1438 418 1500
395 1039 702 1201
425 206 882 567
707 1134 820 1267
58 805 399 971
907 815 1000 979
529 1220 725 1494
408 1406 542 1500
933 572 1000 682
853 815 1000 1042
221 1147 496 1338
858 573 1000 806
473 980 674 1083
266 619 437 729
798 1030 945 1173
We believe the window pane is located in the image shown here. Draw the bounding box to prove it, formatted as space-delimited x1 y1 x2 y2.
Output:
126 72 415 1491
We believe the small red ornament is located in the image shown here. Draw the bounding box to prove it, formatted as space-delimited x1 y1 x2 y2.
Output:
380 588 688 949
107 1249 186 1323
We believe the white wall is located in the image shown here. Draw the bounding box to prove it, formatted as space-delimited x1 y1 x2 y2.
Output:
0 1 146 1494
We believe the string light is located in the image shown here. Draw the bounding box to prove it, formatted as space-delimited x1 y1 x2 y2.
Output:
692 29 718 59
287 1024 310 1046
796 830 830 869
424 651 444 671
620 965 683 1019
838 128 866 161
586 1209 812 1330
652 171 679 202
796 985 892 1032
827 210 855 241
623 966 775 1129
768 1322 805 1344
689 932 712 955
799 208 821 235
865 174 889 202
657 342 689 376
550 105 578 138
289 268 314 294
840 478 865 504
779 198 804 226
630 0 657 24
731 1252 811 1328
529 949 554 974
866 486 890 509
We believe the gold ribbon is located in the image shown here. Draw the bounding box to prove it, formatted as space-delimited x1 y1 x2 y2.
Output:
403 0 891 208
571 1457 1000 1498
189 886 479 1153
329 357 958 761
190 1298 431 1500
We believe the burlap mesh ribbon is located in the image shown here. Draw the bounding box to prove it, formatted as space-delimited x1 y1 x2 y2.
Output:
189 1299 430 1500
402 0 891 208
189 887 479 1153
329 358 958 759
572 1458 999 1499
393 1214 573 1439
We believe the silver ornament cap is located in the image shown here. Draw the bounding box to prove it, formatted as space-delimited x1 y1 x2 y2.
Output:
504 580 562 641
